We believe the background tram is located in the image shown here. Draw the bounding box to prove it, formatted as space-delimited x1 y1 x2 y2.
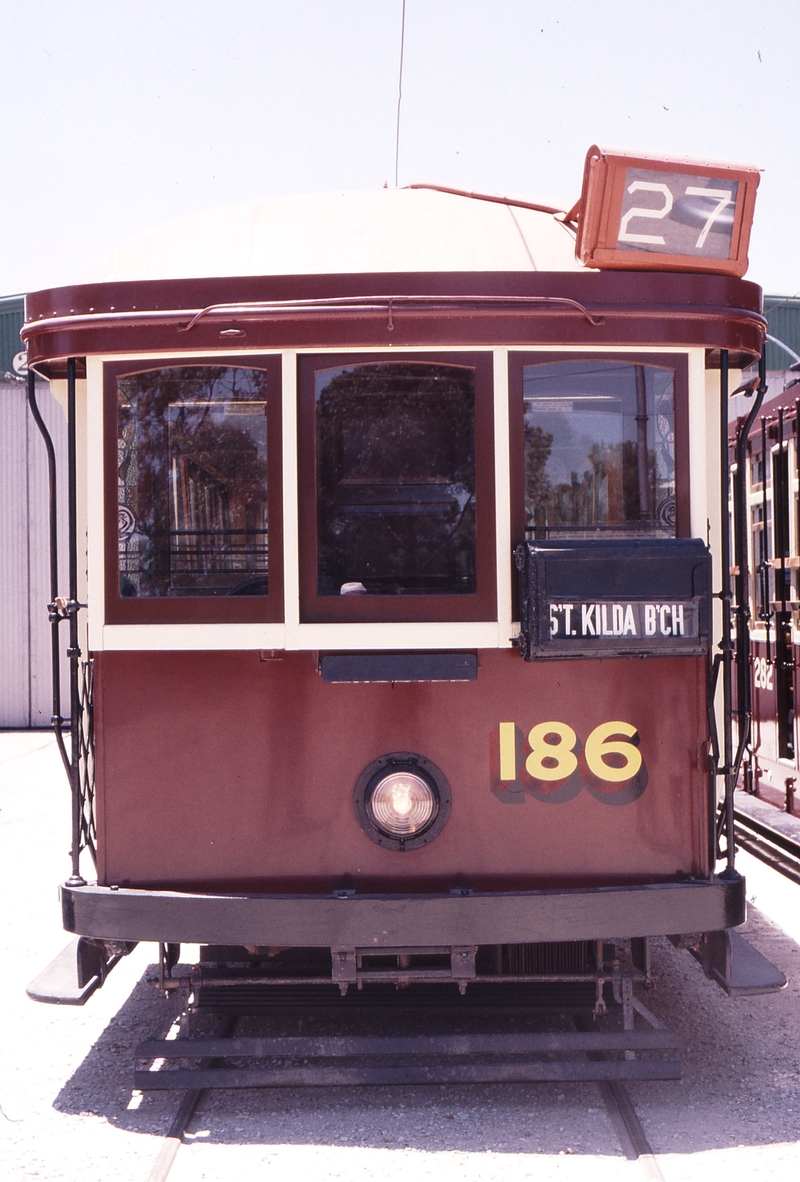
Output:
22 147 785 1034
731 368 800 817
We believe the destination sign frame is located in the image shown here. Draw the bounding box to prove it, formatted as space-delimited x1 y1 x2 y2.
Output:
575 145 760 277
515 538 712 660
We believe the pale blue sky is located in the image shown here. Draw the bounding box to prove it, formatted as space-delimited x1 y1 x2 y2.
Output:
2 0 798 294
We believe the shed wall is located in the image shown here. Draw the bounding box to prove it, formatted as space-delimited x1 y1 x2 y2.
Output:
0 380 69 727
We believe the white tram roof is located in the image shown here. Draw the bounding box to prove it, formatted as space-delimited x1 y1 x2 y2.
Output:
78 188 583 284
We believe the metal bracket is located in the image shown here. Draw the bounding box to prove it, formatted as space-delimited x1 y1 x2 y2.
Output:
450 946 477 994
331 948 357 995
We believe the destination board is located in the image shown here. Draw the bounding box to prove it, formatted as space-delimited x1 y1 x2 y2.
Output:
547 599 699 642
515 538 711 660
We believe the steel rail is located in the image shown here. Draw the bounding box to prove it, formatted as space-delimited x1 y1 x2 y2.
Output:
139 996 672 1178
734 809 800 886
598 1080 666 1180
574 1012 666 1177
144 1015 237 1182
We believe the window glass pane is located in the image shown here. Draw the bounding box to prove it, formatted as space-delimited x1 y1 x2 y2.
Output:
316 362 476 596
117 367 269 597
522 360 676 538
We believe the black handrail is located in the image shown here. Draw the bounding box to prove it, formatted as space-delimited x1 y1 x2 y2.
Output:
730 353 767 817
65 358 86 886
25 370 70 778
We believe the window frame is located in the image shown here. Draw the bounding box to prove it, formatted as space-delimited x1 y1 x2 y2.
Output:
103 355 284 624
508 351 691 549
297 351 497 624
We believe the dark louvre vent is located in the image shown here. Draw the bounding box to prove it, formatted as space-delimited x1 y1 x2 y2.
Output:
504 941 595 976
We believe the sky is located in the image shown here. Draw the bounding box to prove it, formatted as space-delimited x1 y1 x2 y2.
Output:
2 0 799 296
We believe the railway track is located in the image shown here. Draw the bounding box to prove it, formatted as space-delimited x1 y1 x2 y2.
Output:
734 809 800 886
145 1072 666 1181
135 805 800 1182
142 1015 667 1182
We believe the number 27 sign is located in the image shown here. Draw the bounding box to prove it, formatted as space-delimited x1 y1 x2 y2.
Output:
575 145 759 277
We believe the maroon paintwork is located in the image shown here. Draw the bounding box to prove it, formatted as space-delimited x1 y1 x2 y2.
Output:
748 637 800 816
22 271 765 377
93 648 708 893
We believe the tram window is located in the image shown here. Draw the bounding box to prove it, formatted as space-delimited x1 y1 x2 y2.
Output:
298 354 496 623
752 503 771 616
772 448 792 604
516 359 679 539
106 360 283 624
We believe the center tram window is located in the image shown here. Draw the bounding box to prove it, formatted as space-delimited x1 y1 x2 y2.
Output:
298 353 496 623
316 362 476 596
105 360 283 624
516 358 681 540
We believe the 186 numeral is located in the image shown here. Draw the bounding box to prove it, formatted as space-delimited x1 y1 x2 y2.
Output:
498 720 642 785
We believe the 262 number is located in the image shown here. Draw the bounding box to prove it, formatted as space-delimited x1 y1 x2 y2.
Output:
753 657 774 691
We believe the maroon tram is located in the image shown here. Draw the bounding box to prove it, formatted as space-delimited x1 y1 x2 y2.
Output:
22 148 785 1048
730 363 800 818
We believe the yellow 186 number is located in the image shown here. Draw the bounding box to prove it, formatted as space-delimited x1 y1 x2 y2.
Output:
498 720 642 784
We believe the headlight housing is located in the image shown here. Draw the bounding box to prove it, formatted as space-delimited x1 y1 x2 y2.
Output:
354 752 451 850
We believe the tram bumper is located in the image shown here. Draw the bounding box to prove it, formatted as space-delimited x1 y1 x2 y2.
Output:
61 876 746 947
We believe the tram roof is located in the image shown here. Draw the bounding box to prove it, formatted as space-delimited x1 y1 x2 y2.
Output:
22 187 768 376
76 188 583 284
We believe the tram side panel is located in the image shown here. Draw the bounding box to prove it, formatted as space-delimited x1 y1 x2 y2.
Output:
749 635 799 811
92 647 709 893
738 392 800 814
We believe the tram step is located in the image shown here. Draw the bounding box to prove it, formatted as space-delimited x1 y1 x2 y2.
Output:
26 936 129 1005
698 931 787 997
26 938 101 1005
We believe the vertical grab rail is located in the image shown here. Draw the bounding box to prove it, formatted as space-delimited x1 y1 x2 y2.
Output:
66 358 86 886
732 353 767 816
719 350 737 877
719 349 768 875
26 370 70 778
26 359 87 885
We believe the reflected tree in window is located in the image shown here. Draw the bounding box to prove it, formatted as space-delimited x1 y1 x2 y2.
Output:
117 367 269 597
522 361 676 539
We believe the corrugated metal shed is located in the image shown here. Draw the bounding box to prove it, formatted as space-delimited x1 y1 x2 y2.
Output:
0 295 24 376
764 295 800 367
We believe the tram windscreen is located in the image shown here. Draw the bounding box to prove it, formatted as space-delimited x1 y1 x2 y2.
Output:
315 362 476 596
117 367 269 597
522 360 676 538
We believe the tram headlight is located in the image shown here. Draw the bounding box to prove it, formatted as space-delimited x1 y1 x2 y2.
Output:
354 752 451 850
367 771 438 838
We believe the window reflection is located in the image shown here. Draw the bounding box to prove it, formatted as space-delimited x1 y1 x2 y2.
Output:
523 361 676 538
117 367 269 597
315 362 476 596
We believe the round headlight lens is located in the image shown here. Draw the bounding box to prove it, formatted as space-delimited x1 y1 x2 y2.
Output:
367 771 438 838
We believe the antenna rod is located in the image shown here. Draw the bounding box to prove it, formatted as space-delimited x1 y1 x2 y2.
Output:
394 0 406 187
